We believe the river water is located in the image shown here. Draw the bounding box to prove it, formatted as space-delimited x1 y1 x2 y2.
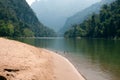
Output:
15 37 120 80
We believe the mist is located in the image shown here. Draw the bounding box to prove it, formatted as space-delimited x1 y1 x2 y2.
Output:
31 0 101 31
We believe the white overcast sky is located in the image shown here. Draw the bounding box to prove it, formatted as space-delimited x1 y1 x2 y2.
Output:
26 0 36 5
26 0 101 5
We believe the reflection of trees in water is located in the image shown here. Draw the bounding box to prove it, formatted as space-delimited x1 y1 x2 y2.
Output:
65 38 120 80
77 39 120 80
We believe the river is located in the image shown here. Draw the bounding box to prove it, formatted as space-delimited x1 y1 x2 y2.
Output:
14 37 120 80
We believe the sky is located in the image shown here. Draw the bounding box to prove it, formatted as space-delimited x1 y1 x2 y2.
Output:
26 0 101 31
26 0 36 5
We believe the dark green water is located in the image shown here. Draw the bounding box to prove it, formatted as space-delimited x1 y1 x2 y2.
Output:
14 37 120 80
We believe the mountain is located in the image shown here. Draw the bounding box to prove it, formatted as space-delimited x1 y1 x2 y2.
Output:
0 0 55 37
31 0 101 31
60 0 115 35
64 0 120 39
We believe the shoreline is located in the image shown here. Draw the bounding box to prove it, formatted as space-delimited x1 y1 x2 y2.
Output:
44 49 87 79
0 38 85 80
43 49 86 80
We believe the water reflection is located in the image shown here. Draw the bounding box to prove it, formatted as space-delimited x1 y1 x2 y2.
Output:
14 38 120 80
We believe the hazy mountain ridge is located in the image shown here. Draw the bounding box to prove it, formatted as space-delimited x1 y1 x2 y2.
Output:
31 0 101 31
0 0 55 37
64 0 120 38
60 0 115 35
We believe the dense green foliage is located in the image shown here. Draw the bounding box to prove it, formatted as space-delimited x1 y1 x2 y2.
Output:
60 0 114 35
0 0 56 37
64 0 120 39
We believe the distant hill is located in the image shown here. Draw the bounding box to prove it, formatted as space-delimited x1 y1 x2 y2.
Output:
64 0 120 39
31 0 101 31
0 0 55 37
59 0 115 35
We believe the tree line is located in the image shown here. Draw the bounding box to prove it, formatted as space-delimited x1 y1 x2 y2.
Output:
64 0 120 39
0 0 56 37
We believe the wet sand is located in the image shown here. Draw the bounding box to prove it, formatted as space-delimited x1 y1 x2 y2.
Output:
0 38 85 80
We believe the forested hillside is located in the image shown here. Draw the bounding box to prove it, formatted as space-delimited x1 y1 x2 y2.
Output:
0 0 56 37
64 0 120 39
60 0 115 35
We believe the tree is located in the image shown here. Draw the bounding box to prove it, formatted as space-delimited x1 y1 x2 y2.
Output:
23 28 34 37
64 0 120 39
0 22 14 37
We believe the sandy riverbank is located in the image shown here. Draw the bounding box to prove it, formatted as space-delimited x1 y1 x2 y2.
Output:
0 38 85 80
